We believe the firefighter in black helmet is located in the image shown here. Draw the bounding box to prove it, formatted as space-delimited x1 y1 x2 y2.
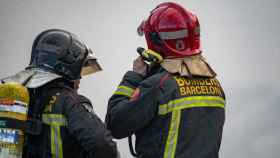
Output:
2 29 118 158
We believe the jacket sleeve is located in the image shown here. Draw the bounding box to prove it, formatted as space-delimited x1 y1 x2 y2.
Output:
64 95 118 158
106 71 161 139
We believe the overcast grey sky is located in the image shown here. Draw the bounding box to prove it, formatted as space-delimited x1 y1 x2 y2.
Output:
0 0 279 158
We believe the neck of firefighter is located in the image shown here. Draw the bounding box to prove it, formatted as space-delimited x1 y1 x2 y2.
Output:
73 79 80 92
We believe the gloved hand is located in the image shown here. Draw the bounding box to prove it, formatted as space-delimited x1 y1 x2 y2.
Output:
133 56 148 76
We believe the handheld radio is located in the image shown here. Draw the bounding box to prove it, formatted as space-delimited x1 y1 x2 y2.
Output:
136 47 163 64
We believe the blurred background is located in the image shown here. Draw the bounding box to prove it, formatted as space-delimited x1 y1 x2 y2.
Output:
0 0 279 157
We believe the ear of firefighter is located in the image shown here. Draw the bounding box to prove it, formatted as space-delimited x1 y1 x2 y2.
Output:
81 49 102 76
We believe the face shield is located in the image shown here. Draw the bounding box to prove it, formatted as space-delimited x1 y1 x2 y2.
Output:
81 49 102 76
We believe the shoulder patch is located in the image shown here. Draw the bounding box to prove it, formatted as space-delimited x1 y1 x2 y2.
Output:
81 102 94 113
78 95 94 113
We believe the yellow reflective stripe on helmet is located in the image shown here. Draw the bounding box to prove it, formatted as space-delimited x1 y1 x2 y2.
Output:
159 96 225 115
163 109 181 158
42 114 66 158
114 85 135 97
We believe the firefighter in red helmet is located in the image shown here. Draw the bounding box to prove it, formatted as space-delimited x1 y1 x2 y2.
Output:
106 2 226 158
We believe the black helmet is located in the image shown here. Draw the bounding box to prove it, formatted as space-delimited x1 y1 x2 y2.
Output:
28 29 88 80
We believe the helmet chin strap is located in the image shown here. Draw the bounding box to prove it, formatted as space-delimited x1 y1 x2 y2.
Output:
150 32 164 46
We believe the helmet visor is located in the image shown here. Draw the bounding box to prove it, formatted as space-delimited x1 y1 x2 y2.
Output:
81 49 102 76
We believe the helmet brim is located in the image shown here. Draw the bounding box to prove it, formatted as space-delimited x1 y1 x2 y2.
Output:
2 68 62 88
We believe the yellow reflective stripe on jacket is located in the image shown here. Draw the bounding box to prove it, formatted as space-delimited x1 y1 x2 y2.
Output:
42 114 67 126
159 96 225 115
51 125 63 158
42 114 66 158
161 96 225 158
163 109 181 158
114 85 135 97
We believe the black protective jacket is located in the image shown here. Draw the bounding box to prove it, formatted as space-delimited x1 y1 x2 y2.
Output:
106 67 225 158
24 79 118 158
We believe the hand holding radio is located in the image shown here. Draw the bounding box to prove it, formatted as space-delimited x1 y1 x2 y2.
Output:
133 56 148 76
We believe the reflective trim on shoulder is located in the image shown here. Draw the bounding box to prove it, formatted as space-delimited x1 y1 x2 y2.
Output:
114 85 135 97
163 109 181 158
42 114 66 158
42 114 67 126
159 96 225 115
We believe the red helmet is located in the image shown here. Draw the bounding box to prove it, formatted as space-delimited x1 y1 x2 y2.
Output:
137 2 201 58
